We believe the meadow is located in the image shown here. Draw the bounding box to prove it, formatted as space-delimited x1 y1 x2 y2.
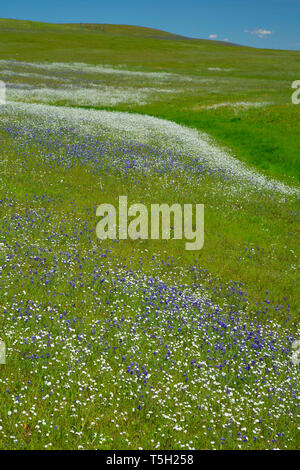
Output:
0 19 299 450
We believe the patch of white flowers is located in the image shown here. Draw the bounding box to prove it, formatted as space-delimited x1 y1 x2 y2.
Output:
208 67 233 72
0 59 194 82
6 85 175 107
1 101 298 196
202 101 273 110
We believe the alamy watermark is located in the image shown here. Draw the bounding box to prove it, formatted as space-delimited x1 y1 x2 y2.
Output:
96 196 204 250
291 80 300 104
0 81 6 105
0 340 5 364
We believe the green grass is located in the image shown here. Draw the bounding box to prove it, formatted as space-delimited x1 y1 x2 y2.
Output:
1 18 299 183
0 18 299 450
0 122 299 450
1 127 299 315
134 103 300 184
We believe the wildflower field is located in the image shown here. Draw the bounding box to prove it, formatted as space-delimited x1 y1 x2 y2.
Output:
0 19 299 450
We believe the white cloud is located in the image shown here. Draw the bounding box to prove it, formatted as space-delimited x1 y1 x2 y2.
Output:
223 38 229 42
208 34 218 39
244 28 274 38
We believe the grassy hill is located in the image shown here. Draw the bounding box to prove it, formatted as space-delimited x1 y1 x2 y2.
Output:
0 18 300 183
0 18 237 42
66 23 191 39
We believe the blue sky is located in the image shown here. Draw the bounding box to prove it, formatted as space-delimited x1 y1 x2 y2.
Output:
1 0 300 50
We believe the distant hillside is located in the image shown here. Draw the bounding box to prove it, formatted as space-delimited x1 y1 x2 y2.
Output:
0 17 296 71
63 23 239 45
67 23 188 40
0 18 237 46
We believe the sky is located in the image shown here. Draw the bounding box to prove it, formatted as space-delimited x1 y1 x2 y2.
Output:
1 0 300 50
